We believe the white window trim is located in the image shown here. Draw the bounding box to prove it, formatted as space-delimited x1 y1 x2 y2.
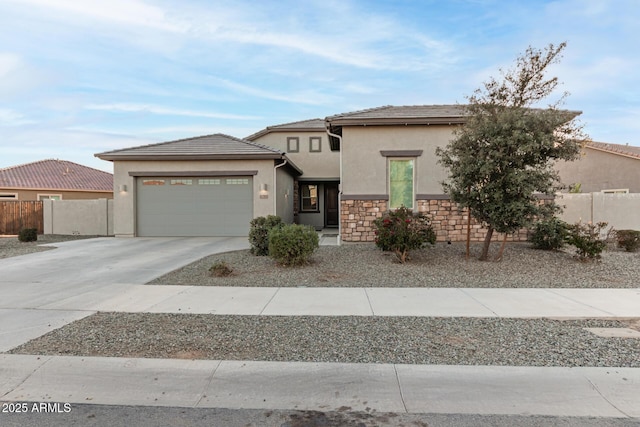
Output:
388 157 416 210
37 193 63 200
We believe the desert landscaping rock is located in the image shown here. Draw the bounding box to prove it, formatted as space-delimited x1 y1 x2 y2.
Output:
148 242 640 288
9 313 640 367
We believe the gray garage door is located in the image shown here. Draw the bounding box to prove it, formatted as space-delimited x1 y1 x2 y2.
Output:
136 176 253 237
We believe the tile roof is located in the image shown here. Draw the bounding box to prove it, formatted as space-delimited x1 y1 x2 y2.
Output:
586 141 640 160
0 159 113 192
245 118 325 141
96 133 285 160
326 105 468 125
325 104 582 126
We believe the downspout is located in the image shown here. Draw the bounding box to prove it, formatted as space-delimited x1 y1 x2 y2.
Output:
274 158 288 219
325 127 343 245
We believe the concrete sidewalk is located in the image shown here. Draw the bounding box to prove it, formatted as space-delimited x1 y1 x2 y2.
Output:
1 354 638 418
34 285 640 317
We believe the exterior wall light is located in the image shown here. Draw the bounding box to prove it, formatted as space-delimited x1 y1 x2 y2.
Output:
259 183 269 199
119 184 128 193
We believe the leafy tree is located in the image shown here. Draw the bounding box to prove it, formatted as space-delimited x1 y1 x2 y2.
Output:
436 42 588 261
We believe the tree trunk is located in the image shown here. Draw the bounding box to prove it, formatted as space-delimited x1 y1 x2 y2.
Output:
494 234 508 262
466 207 471 260
479 226 494 261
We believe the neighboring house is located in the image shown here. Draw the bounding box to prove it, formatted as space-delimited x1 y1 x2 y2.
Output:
555 142 640 193
0 159 113 201
95 134 301 237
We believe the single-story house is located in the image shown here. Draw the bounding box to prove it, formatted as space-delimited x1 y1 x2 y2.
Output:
0 159 113 201
96 104 637 241
555 141 640 193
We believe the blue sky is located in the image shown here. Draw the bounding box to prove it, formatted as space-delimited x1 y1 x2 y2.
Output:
1 0 638 172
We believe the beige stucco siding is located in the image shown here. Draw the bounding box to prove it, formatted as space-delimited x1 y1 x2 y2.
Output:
252 132 340 178
341 125 456 196
112 159 277 237
556 148 640 193
275 165 294 223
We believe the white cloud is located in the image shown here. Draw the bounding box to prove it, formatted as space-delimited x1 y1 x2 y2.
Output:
0 108 35 126
6 0 184 32
0 52 21 77
84 103 261 120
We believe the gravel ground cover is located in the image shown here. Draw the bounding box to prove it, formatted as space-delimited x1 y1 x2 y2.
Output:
148 242 640 288
9 313 640 367
0 234 101 259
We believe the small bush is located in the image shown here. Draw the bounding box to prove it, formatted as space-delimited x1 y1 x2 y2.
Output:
616 230 640 252
373 206 436 263
18 228 38 242
249 215 283 256
529 217 569 250
566 221 609 261
268 224 319 267
209 260 233 277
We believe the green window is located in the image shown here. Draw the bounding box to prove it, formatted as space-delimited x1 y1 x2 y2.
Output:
389 159 414 209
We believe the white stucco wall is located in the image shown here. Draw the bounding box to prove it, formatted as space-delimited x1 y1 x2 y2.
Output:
111 159 279 237
341 125 457 195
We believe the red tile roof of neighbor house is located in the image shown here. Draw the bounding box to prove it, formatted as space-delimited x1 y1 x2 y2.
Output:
586 141 640 160
0 159 113 192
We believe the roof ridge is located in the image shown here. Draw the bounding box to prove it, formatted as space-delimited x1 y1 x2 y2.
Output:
587 141 640 159
96 134 222 156
267 118 324 129
0 158 55 172
97 133 282 156
327 105 393 119
0 158 112 174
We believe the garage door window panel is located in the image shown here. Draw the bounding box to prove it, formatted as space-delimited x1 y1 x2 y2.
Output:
171 179 192 185
142 179 165 186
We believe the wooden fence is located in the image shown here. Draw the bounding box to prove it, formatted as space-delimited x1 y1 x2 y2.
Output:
0 201 44 235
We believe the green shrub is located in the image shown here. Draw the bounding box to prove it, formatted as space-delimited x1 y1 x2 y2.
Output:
566 221 609 261
529 217 569 250
616 230 640 252
268 224 319 266
18 228 38 242
209 260 233 277
373 206 436 263
249 215 283 256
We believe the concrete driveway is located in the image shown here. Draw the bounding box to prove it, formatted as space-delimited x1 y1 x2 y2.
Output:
0 237 248 351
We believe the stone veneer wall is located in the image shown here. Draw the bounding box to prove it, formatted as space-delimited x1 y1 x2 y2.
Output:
340 198 530 243
340 199 387 242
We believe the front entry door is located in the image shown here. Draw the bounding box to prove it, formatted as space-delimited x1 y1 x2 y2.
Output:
325 183 339 227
